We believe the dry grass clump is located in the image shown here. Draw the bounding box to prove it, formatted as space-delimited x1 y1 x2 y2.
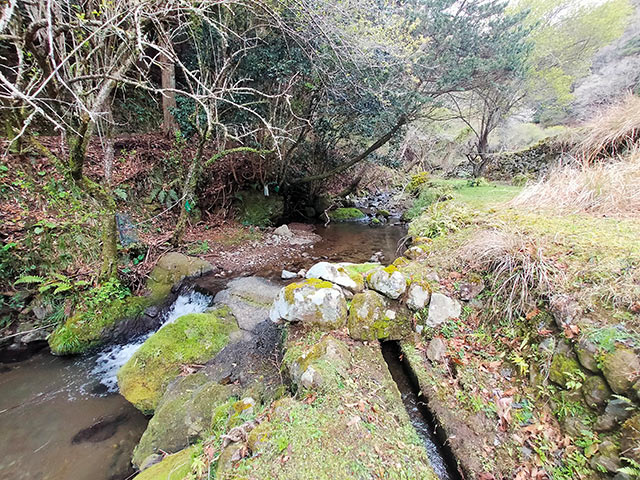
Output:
575 93 640 162
510 148 640 217
461 230 559 321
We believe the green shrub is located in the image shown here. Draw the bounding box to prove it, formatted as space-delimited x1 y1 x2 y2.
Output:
404 184 454 220
405 171 430 193
408 201 474 238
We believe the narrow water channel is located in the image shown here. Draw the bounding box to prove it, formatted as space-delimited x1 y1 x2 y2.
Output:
381 341 460 480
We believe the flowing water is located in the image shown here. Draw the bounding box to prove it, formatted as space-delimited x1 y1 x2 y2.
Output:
0 221 427 480
381 341 460 480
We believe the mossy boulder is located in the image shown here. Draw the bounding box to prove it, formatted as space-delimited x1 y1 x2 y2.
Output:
589 439 622 473
236 190 284 227
347 290 411 341
133 372 238 467
582 375 612 410
286 335 352 391
574 337 600 373
147 252 213 300
328 207 366 222
549 350 583 388
601 347 640 394
118 307 238 414
48 295 151 355
269 279 348 330
366 265 408 300
133 446 194 480
305 262 365 292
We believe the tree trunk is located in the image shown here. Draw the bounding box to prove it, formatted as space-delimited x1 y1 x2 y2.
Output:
99 106 119 282
171 138 205 246
67 117 93 181
290 114 407 184
160 39 177 135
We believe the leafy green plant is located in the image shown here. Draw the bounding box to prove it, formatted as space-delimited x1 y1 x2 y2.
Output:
14 272 89 294
618 457 640 476
149 186 180 209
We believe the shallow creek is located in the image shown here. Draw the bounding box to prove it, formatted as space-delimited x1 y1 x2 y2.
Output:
0 221 417 480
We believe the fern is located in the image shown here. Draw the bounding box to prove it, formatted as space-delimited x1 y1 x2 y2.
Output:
618 457 640 476
14 275 45 285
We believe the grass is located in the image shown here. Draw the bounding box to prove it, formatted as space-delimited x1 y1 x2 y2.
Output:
431 179 522 208
574 94 640 162
510 148 640 218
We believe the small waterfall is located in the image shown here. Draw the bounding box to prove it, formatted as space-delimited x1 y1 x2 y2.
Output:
92 289 212 392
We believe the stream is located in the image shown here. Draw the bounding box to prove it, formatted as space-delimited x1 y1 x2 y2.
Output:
0 221 443 480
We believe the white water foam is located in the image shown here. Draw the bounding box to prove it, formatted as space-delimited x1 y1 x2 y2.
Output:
92 289 212 392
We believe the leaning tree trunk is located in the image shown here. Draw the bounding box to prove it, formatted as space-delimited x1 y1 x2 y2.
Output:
171 137 206 246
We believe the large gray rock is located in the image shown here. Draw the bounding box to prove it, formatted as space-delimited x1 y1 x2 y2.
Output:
305 262 364 292
574 337 600 373
366 267 408 299
589 440 622 473
427 293 461 327
582 375 612 410
214 277 281 332
406 282 431 311
426 337 447 363
148 252 213 296
549 294 581 329
269 279 348 329
602 347 640 394
347 290 411 341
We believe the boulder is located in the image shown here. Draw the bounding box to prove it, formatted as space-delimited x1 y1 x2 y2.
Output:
589 440 622 474
117 307 238 414
132 447 194 480
288 336 352 391
426 337 447 363
549 350 583 389
548 294 581 329
214 277 281 332
634 379 640 401
328 208 366 222
147 252 214 299
562 416 589 437
574 337 600 373
273 224 293 237
582 375 612 410
426 293 461 327
347 291 411 341
305 262 365 292
281 270 297 280
603 397 635 424
406 282 431 311
236 190 284 227
132 373 238 467
366 266 408 300
269 279 348 330
620 414 640 463
602 347 640 394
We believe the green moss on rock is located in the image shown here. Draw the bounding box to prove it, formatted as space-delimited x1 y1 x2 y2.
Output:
236 190 284 227
328 208 366 222
347 290 411 341
49 295 151 355
133 446 194 480
549 350 583 388
118 307 238 414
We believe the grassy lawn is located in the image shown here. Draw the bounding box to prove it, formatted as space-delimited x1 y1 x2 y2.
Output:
433 178 523 208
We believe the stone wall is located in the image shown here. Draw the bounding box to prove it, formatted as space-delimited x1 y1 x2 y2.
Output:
485 139 571 181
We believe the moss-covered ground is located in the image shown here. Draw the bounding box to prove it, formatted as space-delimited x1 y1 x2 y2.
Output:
214 327 437 479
